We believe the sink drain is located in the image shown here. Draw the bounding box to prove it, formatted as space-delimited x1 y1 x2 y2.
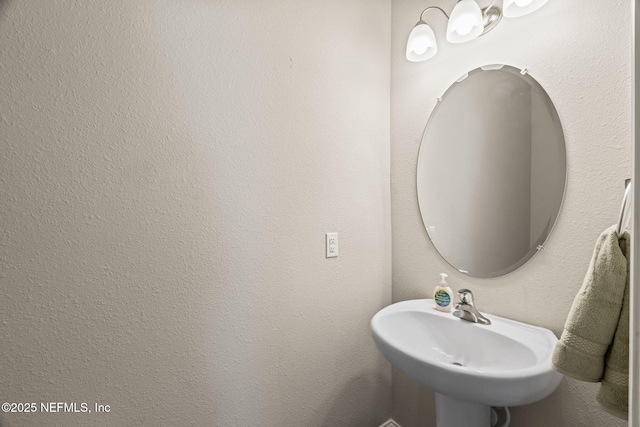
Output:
452 362 463 366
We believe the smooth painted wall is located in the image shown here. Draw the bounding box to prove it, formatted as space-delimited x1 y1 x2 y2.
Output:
0 1 392 426
391 0 631 426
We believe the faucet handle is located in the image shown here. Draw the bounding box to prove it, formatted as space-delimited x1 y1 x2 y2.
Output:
457 289 474 304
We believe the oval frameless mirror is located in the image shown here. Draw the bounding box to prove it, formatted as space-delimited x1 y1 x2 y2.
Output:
417 65 566 278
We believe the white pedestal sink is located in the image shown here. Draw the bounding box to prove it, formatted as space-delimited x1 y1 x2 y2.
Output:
371 299 563 427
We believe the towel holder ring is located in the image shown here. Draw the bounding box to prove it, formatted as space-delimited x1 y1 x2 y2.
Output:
617 178 632 235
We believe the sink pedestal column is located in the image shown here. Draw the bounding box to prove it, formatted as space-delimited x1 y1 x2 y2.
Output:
434 393 491 427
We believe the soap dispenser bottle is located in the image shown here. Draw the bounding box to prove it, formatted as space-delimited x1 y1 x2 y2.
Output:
433 273 453 312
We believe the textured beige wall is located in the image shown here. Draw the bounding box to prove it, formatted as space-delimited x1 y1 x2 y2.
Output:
0 1 392 426
390 0 632 426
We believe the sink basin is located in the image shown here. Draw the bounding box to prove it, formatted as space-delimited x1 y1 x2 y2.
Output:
371 299 562 426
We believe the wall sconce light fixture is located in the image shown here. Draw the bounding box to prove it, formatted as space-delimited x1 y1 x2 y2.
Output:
406 0 549 62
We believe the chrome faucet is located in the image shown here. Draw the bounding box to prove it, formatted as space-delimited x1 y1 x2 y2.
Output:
453 289 491 325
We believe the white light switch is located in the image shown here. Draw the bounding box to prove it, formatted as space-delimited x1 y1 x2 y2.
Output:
326 232 338 258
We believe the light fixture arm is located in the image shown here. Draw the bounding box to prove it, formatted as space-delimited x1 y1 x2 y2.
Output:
418 2 501 37
419 6 450 23
420 0 496 20
479 1 502 36
483 0 497 15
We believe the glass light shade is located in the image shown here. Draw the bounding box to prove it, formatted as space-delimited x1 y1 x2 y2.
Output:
446 0 483 44
503 0 549 18
406 22 438 62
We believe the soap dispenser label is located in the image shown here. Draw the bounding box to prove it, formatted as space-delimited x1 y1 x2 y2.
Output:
434 290 451 307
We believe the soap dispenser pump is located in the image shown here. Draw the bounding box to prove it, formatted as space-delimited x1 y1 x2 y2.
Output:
433 273 453 312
